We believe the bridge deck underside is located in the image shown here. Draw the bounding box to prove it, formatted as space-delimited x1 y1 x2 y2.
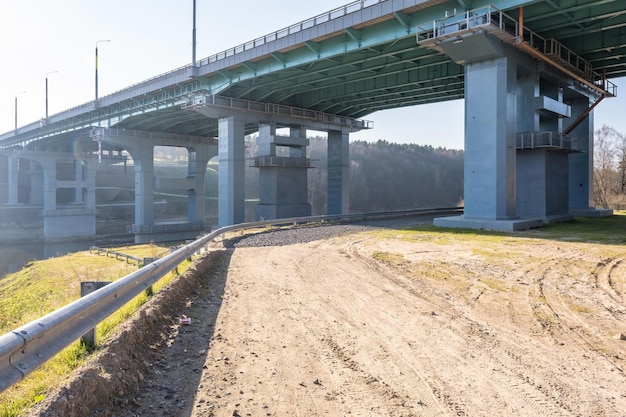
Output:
2 0 626 145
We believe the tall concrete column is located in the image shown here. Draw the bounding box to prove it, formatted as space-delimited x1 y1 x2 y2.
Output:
188 143 212 223
85 159 98 210
568 97 595 212
41 159 57 213
0 154 6 204
8 155 19 204
254 124 311 220
463 56 517 220
133 145 155 227
29 161 44 205
218 116 246 227
516 73 539 133
74 161 84 204
327 129 349 215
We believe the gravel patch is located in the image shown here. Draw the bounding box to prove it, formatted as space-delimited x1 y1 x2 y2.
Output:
227 223 377 247
225 215 438 248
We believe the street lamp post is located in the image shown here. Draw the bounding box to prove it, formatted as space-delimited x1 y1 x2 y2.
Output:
14 91 26 134
45 71 58 119
95 40 111 101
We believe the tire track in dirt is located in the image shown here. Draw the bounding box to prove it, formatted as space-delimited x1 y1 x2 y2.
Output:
349 235 626 416
345 240 574 416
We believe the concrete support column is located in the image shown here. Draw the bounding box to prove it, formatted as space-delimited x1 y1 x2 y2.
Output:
327 129 350 215
255 124 311 220
133 146 155 227
187 144 212 224
29 161 44 205
41 159 57 213
0 155 6 204
257 123 276 155
516 74 539 133
290 127 306 157
84 159 98 211
463 56 517 220
8 155 19 204
74 161 84 204
569 98 595 211
218 116 246 227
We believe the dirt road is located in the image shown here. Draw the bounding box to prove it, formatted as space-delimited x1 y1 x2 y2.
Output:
185 224 626 416
31 222 626 416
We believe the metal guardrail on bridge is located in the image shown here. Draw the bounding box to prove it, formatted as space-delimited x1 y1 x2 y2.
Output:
0 207 461 394
416 5 617 97
0 0 388 145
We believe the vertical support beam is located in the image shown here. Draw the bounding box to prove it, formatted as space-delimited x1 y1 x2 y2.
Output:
84 159 98 211
516 73 539 133
133 146 155 227
0 154 6 204
257 123 276 156
8 155 19 204
290 127 307 157
29 161 43 205
218 116 246 227
569 98 594 211
463 56 517 219
188 143 213 224
41 158 57 213
327 129 350 215
74 161 84 204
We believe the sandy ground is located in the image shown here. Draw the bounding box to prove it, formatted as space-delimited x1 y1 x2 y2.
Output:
167 225 626 417
30 221 626 416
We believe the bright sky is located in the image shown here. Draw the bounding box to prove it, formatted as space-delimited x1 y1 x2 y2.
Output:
0 0 624 150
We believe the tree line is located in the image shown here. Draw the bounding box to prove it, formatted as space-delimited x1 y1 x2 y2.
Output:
246 136 464 215
594 125 626 208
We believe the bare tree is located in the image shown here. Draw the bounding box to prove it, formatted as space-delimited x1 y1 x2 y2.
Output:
593 125 620 207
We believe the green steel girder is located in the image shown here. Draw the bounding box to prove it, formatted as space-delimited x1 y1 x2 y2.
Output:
191 0 626 120
6 0 626 146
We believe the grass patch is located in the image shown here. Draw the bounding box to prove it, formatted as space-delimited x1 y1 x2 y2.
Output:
480 277 509 293
522 212 626 244
0 243 189 417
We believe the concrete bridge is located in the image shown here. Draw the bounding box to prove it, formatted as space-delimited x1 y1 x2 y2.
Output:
1 0 625 241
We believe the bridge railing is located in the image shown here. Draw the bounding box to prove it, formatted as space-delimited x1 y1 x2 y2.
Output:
64 0 387 110
0 207 461 394
184 94 374 130
516 131 588 152
2 0 388 141
197 0 384 66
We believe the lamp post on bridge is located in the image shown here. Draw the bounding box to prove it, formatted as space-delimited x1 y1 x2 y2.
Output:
14 91 26 135
45 71 58 120
95 40 111 102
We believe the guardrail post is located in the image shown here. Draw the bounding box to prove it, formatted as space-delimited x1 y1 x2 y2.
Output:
80 281 110 349
142 257 157 295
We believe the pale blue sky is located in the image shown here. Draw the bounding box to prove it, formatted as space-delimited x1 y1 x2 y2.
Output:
0 0 624 150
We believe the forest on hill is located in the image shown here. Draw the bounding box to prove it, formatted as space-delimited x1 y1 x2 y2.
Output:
245 136 465 215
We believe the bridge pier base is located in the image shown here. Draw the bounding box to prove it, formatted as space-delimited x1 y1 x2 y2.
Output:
102 129 217 243
431 28 603 231
253 124 311 221
4 152 99 240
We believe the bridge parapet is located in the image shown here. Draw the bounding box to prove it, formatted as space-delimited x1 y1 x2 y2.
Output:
250 156 312 168
417 5 617 97
184 93 373 131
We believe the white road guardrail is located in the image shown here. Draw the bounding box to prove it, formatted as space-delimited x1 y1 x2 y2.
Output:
0 208 460 393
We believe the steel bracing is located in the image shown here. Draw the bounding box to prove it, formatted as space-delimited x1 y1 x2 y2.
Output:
2 0 624 149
